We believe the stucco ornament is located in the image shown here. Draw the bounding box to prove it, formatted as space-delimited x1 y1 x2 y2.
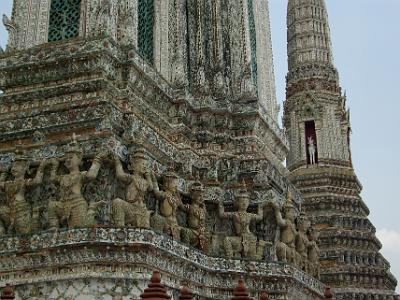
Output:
0 146 46 235
2 14 18 50
296 212 312 270
218 184 266 259
111 148 153 228
47 135 106 229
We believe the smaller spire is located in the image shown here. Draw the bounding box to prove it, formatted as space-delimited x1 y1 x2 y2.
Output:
1 284 15 300
231 279 252 300
140 271 171 300
324 286 333 299
179 284 194 300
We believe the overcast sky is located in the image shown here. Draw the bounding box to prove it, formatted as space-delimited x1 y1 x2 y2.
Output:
0 0 399 293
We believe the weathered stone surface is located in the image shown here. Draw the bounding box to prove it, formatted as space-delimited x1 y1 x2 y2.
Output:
0 0 397 299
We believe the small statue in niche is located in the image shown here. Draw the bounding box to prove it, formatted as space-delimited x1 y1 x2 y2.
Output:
0 146 46 235
181 180 210 252
272 192 298 263
307 225 321 278
308 136 317 165
295 212 312 270
47 135 106 229
218 187 266 259
111 148 154 228
152 170 184 240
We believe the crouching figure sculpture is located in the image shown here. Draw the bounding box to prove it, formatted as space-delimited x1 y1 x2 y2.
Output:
181 180 210 252
0 146 46 235
218 187 266 260
48 136 106 229
111 148 154 228
272 192 298 263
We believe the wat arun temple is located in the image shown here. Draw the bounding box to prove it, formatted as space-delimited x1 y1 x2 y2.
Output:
0 0 398 299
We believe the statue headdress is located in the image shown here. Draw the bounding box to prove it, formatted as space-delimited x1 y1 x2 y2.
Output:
190 173 204 192
129 147 147 160
283 191 296 212
234 179 250 199
160 163 178 181
66 133 82 155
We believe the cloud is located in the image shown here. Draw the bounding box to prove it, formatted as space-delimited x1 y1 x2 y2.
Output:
377 228 400 293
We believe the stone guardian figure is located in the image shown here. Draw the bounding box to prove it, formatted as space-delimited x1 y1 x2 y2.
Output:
152 170 184 240
0 146 46 235
272 192 298 263
111 148 154 228
218 187 266 259
307 225 321 278
47 136 106 229
295 212 312 270
181 180 210 252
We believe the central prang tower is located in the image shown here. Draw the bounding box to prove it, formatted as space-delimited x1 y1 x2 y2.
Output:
284 0 398 299
0 0 326 299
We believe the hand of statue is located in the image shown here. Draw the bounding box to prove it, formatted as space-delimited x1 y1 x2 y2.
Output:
95 149 110 162
270 201 280 211
38 159 48 171
113 153 121 162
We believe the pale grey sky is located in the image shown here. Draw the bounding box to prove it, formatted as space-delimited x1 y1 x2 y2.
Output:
0 0 399 292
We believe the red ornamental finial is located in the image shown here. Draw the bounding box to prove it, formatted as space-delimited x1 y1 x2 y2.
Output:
259 291 269 300
140 271 171 300
179 284 194 300
1 284 15 300
324 286 333 299
231 279 252 300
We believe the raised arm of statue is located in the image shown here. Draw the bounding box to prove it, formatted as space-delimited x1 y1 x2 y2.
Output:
49 158 60 182
252 204 265 222
0 164 8 186
218 202 232 219
145 171 154 191
28 160 47 186
114 154 131 183
86 151 108 181
151 173 166 199
272 202 287 227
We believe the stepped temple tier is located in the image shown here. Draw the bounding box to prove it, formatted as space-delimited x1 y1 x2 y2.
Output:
0 0 397 299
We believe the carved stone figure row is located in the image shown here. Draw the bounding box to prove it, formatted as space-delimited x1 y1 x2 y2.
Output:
0 139 320 275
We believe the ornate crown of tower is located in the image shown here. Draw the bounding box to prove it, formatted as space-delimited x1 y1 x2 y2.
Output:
284 0 398 299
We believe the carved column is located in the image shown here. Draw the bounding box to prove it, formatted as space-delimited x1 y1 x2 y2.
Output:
169 0 189 89
117 0 138 46
154 0 170 78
